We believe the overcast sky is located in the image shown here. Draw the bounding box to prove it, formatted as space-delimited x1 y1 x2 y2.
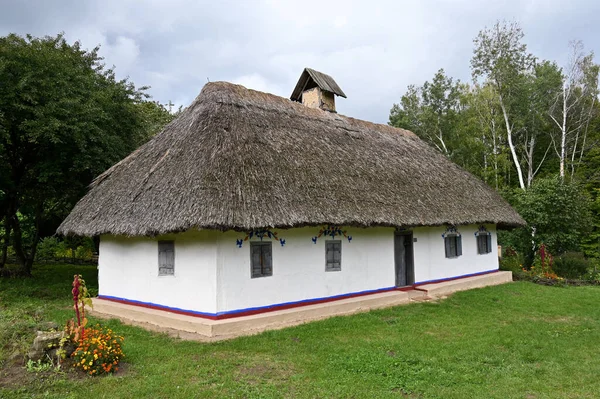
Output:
1 0 599 123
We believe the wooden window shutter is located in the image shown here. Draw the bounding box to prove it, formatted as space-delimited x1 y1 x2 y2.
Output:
251 243 262 278
158 241 175 276
263 243 273 276
444 237 451 258
456 235 462 256
477 235 483 254
251 242 272 278
486 234 492 254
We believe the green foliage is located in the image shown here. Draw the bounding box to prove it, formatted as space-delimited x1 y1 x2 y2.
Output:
25 358 55 373
553 252 590 279
0 33 174 274
499 252 525 273
36 236 95 262
500 176 591 260
389 69 464 157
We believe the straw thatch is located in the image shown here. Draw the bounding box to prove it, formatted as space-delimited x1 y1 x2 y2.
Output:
58 81 525 237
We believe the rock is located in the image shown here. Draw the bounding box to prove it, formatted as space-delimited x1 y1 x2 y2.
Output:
39 321 60 331
28 331 64 361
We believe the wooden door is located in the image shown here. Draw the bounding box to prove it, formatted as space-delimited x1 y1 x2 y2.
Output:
394 232 414 287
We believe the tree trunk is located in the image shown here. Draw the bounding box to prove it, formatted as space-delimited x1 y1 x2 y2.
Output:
0 217 11 269
8 204 42 277
559 82 567 180
526 134 535 187
500 99 526 190
9 213 28 273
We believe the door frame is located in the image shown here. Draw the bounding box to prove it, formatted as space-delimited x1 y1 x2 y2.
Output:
394 230 415 287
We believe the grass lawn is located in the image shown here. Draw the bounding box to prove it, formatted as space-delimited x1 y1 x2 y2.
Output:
1 264 600 398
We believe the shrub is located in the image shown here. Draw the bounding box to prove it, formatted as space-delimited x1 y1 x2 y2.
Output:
71 325 124 376
35 237 96 263
499 250 525 273
499 177 592 264
553 252 590 279
35 237 61 262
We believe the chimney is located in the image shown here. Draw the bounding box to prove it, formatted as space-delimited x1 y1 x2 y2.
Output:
290 68 347 112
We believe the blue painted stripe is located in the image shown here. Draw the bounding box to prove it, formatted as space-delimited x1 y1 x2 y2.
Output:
97 295 217 318
415 269 499 285
218 286 397 316
99 269 500 318
99 285 397 318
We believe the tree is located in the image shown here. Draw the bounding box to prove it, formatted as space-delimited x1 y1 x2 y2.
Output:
0 33 168 275
500 176 592 262
389 69 463 157
522 61 562 186
460 83 511 189
576 108 600 258
471 21 536 190
549 41 599 180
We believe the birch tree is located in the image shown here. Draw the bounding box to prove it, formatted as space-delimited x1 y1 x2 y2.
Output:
464 83 507 189
549 41 600 180
471 21 536 190
389 69 462 157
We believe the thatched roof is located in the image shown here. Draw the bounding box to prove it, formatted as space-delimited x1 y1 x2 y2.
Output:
58 81 524 237
290 68 347 101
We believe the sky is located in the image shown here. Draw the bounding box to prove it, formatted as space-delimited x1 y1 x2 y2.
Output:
1 0 599 123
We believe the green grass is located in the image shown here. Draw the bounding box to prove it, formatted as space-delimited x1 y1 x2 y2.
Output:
2 264 600 398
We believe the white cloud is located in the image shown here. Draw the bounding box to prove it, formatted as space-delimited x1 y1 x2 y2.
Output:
231 73 286 97
103 36 140 75
0 0 599 123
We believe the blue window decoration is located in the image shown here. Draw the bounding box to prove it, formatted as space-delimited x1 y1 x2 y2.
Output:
312 225 352 244
236 229 286 248
441 225 461 238
474 225 489 236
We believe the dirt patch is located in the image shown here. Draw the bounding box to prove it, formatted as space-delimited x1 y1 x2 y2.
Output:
391 387 421 397
234 355 295 386
528 315 583 324
0 357 131 390
0 358 65 389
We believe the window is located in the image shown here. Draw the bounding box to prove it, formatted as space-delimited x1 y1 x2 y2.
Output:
477 233 492 255
444 234 462 258
325 240 342 271
251 241 272 278
158 241 175 276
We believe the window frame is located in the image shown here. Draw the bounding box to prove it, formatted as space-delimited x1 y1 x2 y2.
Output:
250 241 273 278
158 240 175 276
444 234 462 259
476 232 493 255
325 240 342 272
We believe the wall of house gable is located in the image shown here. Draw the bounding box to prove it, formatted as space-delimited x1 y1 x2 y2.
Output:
98 230 218 314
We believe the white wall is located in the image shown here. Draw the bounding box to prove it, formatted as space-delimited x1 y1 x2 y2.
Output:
99 230 218 314
412 224 499 284
98 224 499 315
216 226 396 313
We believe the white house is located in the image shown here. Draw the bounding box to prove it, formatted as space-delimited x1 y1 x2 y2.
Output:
58 69 524 323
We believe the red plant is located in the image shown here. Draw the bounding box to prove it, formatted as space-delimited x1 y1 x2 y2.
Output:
71 275 92 341
526 244 559 280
